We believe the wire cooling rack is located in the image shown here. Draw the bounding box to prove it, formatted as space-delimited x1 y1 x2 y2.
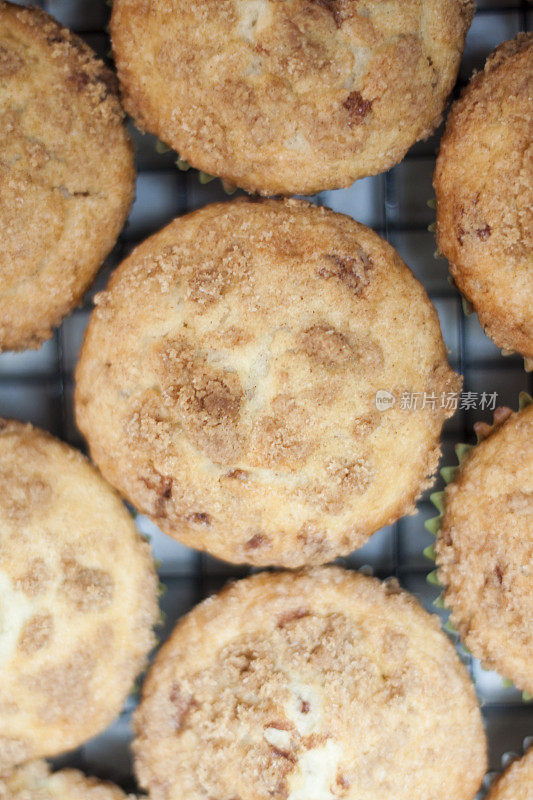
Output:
1 0 532 793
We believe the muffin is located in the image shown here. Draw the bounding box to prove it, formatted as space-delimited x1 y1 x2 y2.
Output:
134 567 487 800
111 0 473 196
435 401 533 695
0 761 138 800
75 198 460 568
0 419 158 774
0 1 135 352
434 34 533 366
486 748 533 800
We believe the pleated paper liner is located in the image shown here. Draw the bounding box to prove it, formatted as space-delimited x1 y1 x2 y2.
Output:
427 205 532 372
481 736 533 799
154 140 238 195
424 391 533 703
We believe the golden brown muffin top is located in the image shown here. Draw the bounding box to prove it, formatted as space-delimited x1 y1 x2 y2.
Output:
435 33 533 363
111 0 473 195
75 198 459 568
486 749 533 800
0 1 135 352
134 567 487 800
0 761 138 800
436 402 533 694
0 419 158 774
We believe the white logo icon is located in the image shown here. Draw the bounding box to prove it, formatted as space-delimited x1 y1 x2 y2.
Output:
375 390 395 411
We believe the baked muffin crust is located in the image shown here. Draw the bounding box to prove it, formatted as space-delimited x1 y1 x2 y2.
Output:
486 749 533 800
436 402 533 694
0 420 158 774
134 567 487 800
75 198 460 567
111 0 473 195
0 1 135 352
0 761 137 800
435 34 533 363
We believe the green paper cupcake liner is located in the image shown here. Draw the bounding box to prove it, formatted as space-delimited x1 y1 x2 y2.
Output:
153 138 237 194
424 392 533 702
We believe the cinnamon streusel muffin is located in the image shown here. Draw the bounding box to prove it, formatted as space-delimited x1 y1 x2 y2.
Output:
436 401 533 694
0 761 138 800
75 198 460 568
134 567 487 800
435 34 533 365
0 1 135 352
486 748 533 800
111 0 473 196
0 419 158 774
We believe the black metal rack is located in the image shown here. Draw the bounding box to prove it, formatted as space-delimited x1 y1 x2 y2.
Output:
0 0 531 793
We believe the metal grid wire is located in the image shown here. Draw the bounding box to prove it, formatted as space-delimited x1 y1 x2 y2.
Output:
0 0 532 792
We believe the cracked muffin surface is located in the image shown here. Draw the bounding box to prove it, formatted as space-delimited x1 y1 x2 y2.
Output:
0 419 158 775
133 567 487 800
435 34 533 364
0 1 135 352
0 760 138 800
436 402 533 694
111 0 473 195
75 199 460 567
486 748 533 800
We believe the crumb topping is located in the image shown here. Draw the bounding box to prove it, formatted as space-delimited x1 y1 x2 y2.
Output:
0 759 138 799
0 419 158 773
0 1 134 351
435 33 533 359
75 199 460 568
133 568 487 800
437 403 533 694
111 0 473 194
